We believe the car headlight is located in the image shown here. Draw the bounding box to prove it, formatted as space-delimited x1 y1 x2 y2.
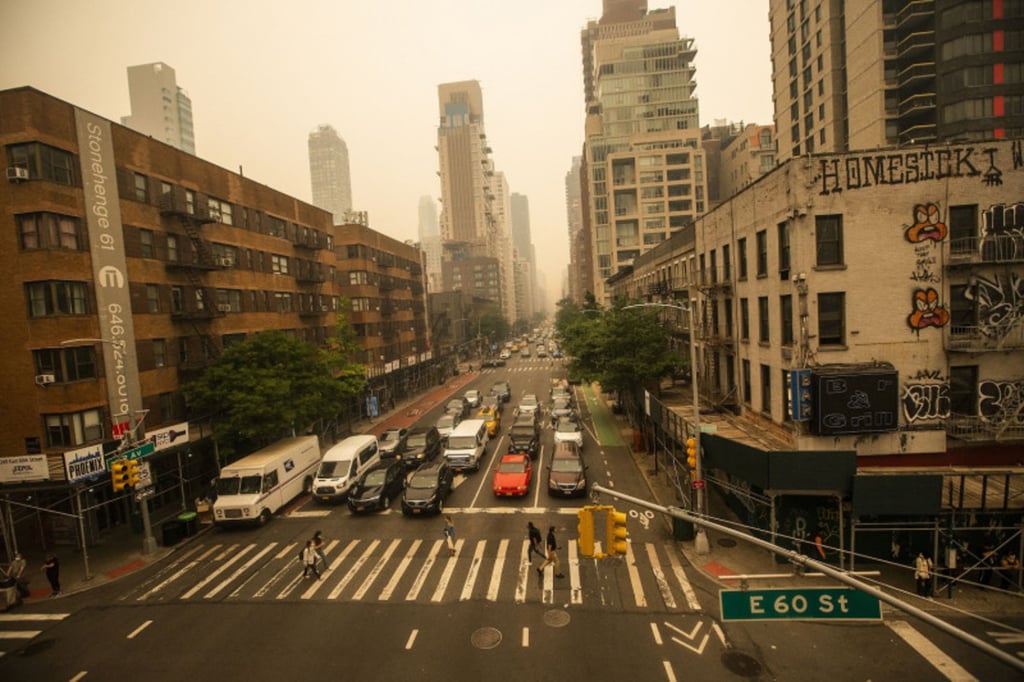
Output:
575 479 585 489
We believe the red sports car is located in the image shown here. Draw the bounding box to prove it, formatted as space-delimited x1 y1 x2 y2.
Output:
492 453 533 497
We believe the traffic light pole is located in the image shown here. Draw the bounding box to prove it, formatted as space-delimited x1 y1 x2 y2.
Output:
590 483 1024 676
139 494 157 555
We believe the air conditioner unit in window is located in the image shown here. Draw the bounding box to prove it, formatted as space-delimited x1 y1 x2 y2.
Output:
35 374 56 386
320 305 329 312
7 166 29 182
217 304 232 313
216 257 234 267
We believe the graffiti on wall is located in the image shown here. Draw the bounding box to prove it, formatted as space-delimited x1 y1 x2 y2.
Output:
965 272 1024 339
980 202 1024 262
978 379 1024 425
907 287 950 330
817 141 1022 195
905 202 948 243
902 369 950 423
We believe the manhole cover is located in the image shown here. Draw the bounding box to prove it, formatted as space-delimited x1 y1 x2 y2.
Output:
470 627 502 650
722 651 763 677
543 609 571 627
717 537 737 548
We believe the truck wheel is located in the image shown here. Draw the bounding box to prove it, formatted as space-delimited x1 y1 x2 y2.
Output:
258 508 271 525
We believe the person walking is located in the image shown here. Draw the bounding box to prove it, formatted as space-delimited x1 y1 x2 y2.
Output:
813 528 827 561
42 554 60 597
312 531 329 571
6 552 28 599
537 526 564 579
526 522 544 564
914 552 933 597
443 516 456 557
301 540 321 580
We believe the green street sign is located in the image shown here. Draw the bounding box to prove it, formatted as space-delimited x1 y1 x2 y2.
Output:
105 441 155 469
720 587 881 622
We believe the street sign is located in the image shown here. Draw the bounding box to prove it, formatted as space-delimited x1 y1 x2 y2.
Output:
134 486 155 503
105 441 155 470
720 587 881 622
691 479 706 490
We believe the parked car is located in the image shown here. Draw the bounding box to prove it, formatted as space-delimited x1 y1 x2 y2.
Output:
508 420 540 459
553 417 584 449
379 428 409 458
401 459 453 516
517 394 541 417
478 405 501 438
446 398 469 418
347 460 406 513
464 389 482 408
436 412 461 442
491 381 511 403
547 441 587 498
401 426 442 469
492 453 533 497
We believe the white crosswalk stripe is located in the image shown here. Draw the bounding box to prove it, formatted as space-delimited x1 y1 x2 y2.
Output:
0 612 70 657
124 537 704 610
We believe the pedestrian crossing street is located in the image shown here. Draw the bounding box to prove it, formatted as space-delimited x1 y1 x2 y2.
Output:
119 537 703 612
0 612 69 657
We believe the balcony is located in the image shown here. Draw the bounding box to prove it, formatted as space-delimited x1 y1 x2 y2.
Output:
898 122 937 145
296 269 326 284
299 305 329 318
292 236 324 251
947 413 1024 443
896 31 935 59
170 305 224 322
159 189 218 223
949 234 1024 265
898 92 936 118
945 323 1024 352
694 265 732 293
897 0 934 31
897 61 935 87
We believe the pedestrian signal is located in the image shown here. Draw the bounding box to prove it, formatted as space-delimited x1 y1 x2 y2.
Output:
126 459 141 487
577 506 596 558
605 508 628 557
686 437 697 470
111 459 130 492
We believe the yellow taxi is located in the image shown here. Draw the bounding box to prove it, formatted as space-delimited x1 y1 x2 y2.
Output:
478 406 501 437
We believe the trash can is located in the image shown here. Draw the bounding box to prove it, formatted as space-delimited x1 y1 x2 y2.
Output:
161 520 184 547
178 511 198 537
673 516 695 542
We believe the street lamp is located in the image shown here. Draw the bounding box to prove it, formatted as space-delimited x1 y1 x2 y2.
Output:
61 337 158 555
623 302 710 555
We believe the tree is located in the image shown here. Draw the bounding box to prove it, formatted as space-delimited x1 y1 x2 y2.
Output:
184 313 366 455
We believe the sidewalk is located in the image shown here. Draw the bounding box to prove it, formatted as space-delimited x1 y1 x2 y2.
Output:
10 368 480 607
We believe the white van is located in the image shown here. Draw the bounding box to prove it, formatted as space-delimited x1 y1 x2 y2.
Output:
213 435 321 526
313 434 380 502
443 419 488 472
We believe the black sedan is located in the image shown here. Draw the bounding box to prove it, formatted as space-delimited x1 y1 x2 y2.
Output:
401 460 453 516
347 460 406 513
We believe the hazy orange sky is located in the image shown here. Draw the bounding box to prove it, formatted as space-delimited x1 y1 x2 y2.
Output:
1 0 774 311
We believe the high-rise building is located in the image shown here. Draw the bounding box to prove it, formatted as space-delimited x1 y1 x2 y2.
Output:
770 0 1024 162
121 62 195 154
565 156 590 303
418 196 443 293
308 124 353 224
580 1 707 303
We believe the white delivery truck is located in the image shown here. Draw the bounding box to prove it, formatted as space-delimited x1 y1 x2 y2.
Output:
212 435 321 526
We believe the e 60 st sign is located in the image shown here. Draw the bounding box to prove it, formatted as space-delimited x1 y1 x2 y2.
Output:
720 587 881 622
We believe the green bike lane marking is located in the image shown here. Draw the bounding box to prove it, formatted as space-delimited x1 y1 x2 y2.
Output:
581 384 624 447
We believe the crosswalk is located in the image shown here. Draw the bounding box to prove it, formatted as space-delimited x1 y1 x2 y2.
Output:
0 612 70 657
120 537 702 611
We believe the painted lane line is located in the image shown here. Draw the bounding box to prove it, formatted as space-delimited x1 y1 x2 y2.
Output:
662 660 677 682
887 621 978 682
126 620 153 639
664 542 702 612
121 544 206 602
406 539 443 600
69 672 87 682
182 543 257 599
214 544 240 562
650 622 663 645
0 613 69 622
646 543 677 610
379 539 422 601
522 627 529 647
206 542 278 599
352 538 401 600
625 542 647 608
0 630 42 639
328 539 380 600
254 543 308 599
405 629 418 650
486 538 509 602
460 540 487 601
514 540 530 604
432 538 465 602
568 539 583 605
137 544 223 601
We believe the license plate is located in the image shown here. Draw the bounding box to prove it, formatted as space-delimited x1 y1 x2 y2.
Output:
356 506 365 511
412 509 421 514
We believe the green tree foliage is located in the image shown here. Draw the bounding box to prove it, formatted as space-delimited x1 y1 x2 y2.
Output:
555 298 682 394
184 311 366 452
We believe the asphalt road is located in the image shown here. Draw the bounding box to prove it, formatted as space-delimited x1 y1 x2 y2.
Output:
1 356 1022 681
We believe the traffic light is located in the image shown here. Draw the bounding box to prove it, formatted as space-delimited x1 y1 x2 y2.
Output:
125 459 141 488
605 507 629 557
686 437 698 471
577 506 596 558
111 459 130 492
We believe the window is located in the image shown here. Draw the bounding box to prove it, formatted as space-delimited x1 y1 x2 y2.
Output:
740 298 750 340
145 284 160 313
818 292 845 345
140 229 154 258
815 215 844 266
737 238 748 279
171 286 184 313
758 296 770 343
781 295 794 345
756 230 768 277
949 366 978 415
722 243 731 280
17 213 83 251
44 408 103 447
949 284 976 332
133 173 148 202
949 205 977 252
159 393 174 422
26 281 89 317
761 364 772 413
153 339 167 368
207 197 234 225
33 346 97 383
178 338 190 364
742 359 752 404
275 292 293 312
167 234 179 262
778 222 791 277
270 254 290 275
7 142 75 185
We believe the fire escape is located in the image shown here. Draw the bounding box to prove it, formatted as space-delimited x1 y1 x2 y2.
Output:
695 264 737 410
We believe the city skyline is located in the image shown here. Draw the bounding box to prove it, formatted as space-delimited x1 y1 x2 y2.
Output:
0 1 774 310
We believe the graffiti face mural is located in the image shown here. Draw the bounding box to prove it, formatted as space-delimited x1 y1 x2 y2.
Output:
907 287 950 330
905 202 948 243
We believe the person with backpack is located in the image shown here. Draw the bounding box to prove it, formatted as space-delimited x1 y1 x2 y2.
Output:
312 531 329 571
300 540 320 579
